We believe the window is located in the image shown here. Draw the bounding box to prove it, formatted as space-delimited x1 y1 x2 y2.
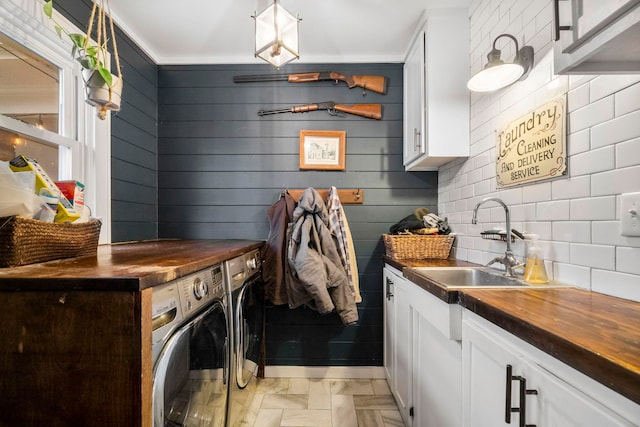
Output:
0 0 111 242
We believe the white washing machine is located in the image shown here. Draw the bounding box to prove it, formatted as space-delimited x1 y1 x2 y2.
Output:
151 264 230 427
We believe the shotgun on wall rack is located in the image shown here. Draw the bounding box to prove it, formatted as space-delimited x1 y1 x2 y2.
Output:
257 101 382 120
233 72 387 95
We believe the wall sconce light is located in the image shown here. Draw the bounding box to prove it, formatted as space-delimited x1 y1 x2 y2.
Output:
467 34 534 92
253 0 301 68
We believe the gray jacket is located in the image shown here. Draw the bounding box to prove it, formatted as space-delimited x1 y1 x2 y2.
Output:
287 188 358 325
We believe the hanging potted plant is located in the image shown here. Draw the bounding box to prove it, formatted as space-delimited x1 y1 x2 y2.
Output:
44 0 123 120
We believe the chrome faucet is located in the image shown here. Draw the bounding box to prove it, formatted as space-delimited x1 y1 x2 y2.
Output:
471 197 524 277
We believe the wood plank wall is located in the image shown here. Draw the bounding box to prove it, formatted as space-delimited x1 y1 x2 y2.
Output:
55 0 159 242
157 63 438 366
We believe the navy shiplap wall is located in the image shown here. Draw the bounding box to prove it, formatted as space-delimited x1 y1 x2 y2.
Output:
158 63 438 366
55 0 159 242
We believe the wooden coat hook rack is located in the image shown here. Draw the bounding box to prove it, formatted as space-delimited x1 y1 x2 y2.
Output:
286 188 364 204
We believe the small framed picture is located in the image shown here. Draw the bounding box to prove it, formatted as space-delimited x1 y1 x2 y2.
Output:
299 130 346 171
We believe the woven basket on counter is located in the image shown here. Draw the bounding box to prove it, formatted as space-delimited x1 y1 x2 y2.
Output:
383 233 455 260
0 216 102 268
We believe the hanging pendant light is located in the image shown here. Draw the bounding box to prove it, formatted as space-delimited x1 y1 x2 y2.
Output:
467 34 534 92
253 0 301 68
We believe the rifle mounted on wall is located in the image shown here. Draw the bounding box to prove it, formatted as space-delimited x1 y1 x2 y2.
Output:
234 72 387 95
257 101 382 120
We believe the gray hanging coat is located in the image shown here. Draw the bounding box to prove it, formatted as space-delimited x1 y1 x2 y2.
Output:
287 188 358 325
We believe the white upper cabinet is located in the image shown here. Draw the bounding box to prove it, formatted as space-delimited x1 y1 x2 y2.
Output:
403 9 469 171
554 0 640 73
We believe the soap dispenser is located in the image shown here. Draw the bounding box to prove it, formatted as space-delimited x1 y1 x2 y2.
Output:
523 234 549 284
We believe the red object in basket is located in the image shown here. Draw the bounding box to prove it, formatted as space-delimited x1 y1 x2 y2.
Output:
55 180 85 208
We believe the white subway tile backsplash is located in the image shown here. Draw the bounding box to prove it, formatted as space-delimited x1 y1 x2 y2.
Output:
592 269 640 302
616 137 640 169
592 221 640 248
551 175 590 200
542 240 571 263
590 75 640 103
454 174 468 189
567 82 590 113
553 262 591 290
522 221 551 240
468 168 484 184
467 249 489 265
452 0 640 300
568 74 595 90
617 247 640 275
552 221 591 243
522 0 547 28
591 165 640 196
570 196 616 221
473 151 491 169
498 187 523 205
591 109 640 149
568 96 614 133
615 82 640 116
461 185 474 200
482 163 495 180
522 182 551 203
570 243 615 269
455 199 468 213
536 200 570 221
567 129 591 156
474 179 491 196
511 203 536 222
568 146 615 177
534 3 553 33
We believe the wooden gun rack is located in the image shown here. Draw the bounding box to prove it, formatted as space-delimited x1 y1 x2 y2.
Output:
286 188 363 204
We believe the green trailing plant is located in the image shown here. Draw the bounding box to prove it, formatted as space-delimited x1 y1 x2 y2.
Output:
43 0 115 87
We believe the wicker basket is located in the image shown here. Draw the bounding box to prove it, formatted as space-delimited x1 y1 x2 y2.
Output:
383 233 455 260
0 216 102 267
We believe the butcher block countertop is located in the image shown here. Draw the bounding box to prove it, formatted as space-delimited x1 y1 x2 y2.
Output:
385 256 640 406
0 239 264 291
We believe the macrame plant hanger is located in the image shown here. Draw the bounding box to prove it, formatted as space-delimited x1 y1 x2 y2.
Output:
84 0 122 119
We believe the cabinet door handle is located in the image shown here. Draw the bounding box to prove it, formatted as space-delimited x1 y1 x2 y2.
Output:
413 127 421 151
385 277 394 300
505 364 514 423
505 364 538 427
553 0 572 41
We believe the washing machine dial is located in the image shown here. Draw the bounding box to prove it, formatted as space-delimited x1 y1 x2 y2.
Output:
246 257 257 270
192 277 208 300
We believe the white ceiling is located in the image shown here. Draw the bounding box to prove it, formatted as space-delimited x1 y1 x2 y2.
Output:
107 0 471 65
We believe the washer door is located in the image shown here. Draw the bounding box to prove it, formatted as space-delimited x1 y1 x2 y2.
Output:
153 300 229 427
235 275 265 389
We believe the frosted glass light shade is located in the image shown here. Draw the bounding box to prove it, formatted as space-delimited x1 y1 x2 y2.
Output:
467 62 524 92
254 0 300 67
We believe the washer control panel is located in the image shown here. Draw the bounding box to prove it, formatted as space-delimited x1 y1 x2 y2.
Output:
178 264 224 317
245 250 261 275
226 249 261 292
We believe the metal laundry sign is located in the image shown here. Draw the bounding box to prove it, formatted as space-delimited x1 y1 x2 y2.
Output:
496 94 567 187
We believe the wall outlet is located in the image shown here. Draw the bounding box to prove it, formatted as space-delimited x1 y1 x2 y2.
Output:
620 192 640 237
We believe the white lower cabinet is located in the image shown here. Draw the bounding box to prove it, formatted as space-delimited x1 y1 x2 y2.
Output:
383 266 412 424
462 310 639 427
383 265 462 426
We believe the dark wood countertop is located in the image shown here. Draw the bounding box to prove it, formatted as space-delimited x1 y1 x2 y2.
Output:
385 257 640 406
0 239 264 291
460 288 640 406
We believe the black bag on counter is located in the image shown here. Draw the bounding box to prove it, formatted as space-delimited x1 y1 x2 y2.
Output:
389 208 430 234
